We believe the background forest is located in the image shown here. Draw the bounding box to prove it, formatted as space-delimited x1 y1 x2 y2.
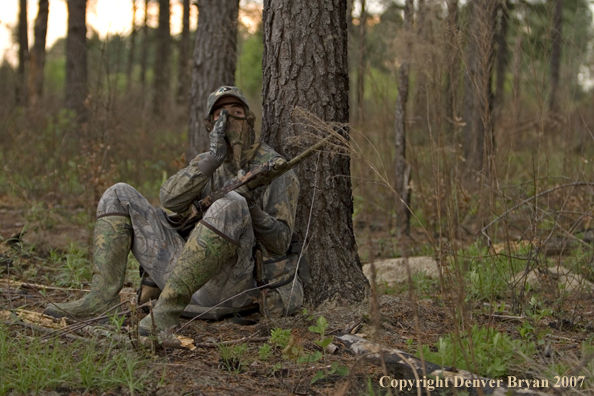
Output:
3 0 594 395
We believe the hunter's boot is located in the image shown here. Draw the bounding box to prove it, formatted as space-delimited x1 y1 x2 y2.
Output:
45 216 132 319
138 223 236 335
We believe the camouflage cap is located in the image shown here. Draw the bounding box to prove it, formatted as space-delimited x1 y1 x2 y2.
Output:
206 86 250 116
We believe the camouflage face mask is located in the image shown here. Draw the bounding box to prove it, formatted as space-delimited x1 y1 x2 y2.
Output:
226 113 255 171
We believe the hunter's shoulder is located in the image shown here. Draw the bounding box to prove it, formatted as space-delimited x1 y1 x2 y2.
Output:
252 142 285 163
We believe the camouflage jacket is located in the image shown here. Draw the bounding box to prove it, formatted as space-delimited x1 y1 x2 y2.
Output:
160 143 299 258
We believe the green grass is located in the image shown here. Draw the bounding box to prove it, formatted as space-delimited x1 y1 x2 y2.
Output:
0 324 151 395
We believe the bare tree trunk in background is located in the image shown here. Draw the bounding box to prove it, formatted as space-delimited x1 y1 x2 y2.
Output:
346 0 354 33
462 0 496 176
394 0 413 236
187 0 239 160
16 0 29 107
493 0 510 124
414 0 429 120
176 0 190 104
262 0 368 306
445 0 459 136
65 0 88 119
153 0 171 115
140 0 149 96
355 0 367 125
28 0 49 106
126 0 138 94
549 0 563 114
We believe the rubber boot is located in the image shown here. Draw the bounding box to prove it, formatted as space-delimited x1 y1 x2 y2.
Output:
138 223 236 335
137 271 162 311
45 216 132 319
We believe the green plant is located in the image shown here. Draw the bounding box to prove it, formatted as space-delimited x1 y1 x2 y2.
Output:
309 316 334 350
419 324 536 378
258 343 273 361
270 328 291 349
218 343 248 373
311 361 349 384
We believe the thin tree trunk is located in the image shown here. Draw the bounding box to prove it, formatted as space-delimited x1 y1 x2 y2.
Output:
140 0 149 96
153 0 171 115
549 0 563 113
16 0 28 107
126 0 138 94
28 0 49 106
346 0 354 33
493 0 510 124
176 0 190 104
445 0 459 136
462 0 496 175
65 0 88 119
262 0 368 306
414 0 429 120
187 0 239 159
394 0 414 235
356 0 367 125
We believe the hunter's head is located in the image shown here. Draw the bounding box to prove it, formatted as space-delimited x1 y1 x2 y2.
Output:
204 86 258 170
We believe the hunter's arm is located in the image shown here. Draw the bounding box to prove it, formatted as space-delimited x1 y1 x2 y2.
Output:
251 169 300 255
160 153 215 213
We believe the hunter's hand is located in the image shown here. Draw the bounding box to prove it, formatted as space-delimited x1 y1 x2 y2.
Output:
209 109 229 163
198 110 229 176
232 171 266 210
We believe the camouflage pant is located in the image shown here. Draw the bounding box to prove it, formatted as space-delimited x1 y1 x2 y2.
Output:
97 183 257 308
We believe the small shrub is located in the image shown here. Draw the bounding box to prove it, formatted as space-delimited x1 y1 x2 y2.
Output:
419 324 536 378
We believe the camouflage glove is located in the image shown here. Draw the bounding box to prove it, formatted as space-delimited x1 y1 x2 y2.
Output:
197 110 229 176
231 171 266 211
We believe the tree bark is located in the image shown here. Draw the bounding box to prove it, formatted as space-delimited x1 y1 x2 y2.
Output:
16 0 28 107
394 0 413 235
414 0 429 120
262 0 368 306
140 0 149 96
187 0 239 159
549 0 563 113
462 0 496 175
444 0 459 136
65 0 88 119
493 0 510 124
176 0 191 105
153 0 171 115
355 0 367 125
126 0 138 94
28 0 49 106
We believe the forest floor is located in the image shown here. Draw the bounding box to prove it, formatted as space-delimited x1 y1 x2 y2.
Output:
1 194 594 396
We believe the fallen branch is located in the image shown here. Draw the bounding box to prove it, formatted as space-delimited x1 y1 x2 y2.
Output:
337 334 551 396
195 336 269 348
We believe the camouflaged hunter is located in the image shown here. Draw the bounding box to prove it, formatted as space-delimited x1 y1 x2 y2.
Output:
45 86 302 334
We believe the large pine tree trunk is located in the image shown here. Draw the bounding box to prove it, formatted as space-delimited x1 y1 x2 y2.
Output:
176 0 190 104
394 0 414 235
65 0 88 119
16 0 28 107
187 0 239 159
549 0 563 114
262 0 368 306
28 0 49 106
153 0 171 115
